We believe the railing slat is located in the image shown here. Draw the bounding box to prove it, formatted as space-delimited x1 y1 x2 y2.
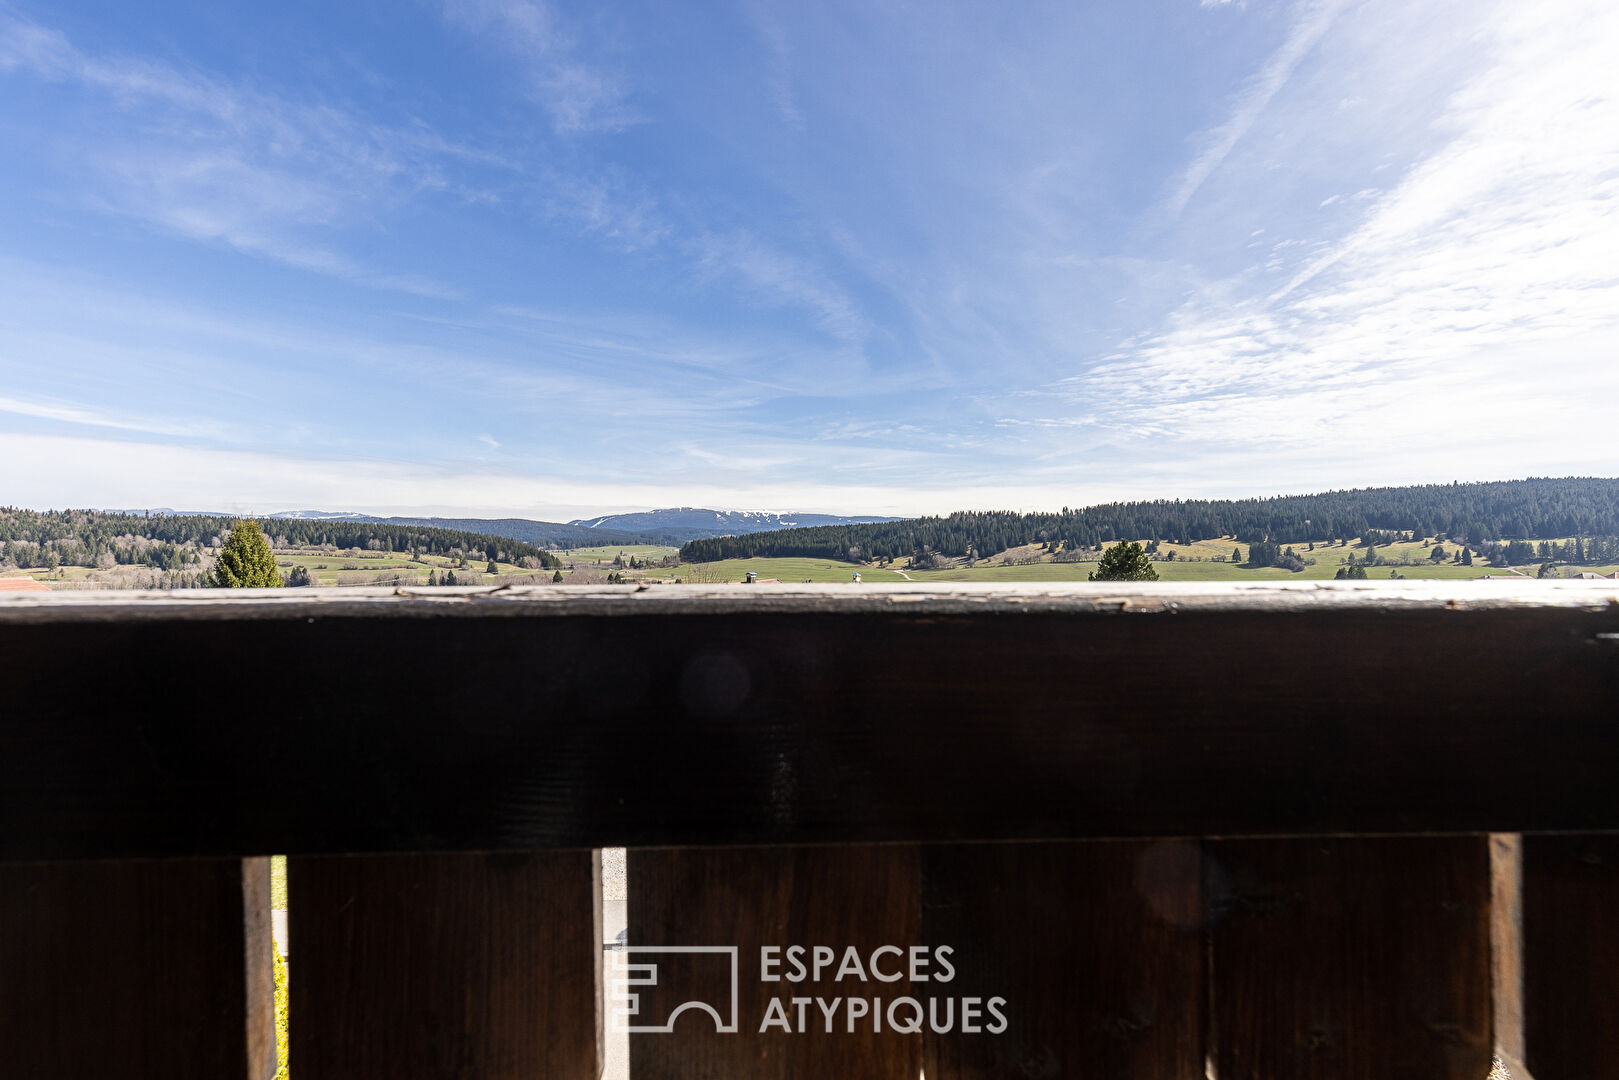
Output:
1206 837 1493 1078
627 845 923 1078
1523 833 1619 1078
0 856 273 1079
290 851 600 1080
920 840 1205 1078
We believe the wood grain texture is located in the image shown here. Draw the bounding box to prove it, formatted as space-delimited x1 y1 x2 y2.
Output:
627 845 923 1080
4 586 1619 859
0 857 267 1079
289 851 600 1080
921 839 1205 1079
1207 837 1493 1080
1489 834 1527 1073
243 855 280 1080
1523 833 1619 1079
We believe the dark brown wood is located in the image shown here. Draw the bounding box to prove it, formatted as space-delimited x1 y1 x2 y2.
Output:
1206 837 1493 1079
0 857 270 1079
627 844 922 1079
1523 834 1619 1079
3 585 1618 859
921 839 1205 1079
289 851 600 1080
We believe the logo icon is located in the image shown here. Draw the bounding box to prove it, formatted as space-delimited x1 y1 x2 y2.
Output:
609 946 740 1034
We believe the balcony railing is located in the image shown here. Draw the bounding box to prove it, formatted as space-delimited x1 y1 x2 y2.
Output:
3 582 1617 1078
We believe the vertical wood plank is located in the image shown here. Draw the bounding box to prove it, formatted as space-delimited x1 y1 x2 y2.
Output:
290 850 601 1080
0 857 268 1079
1523 833 1619 1079
627 844 922 1080
243 855 280 1080
921 839 1206 1079
1489 834 1528 1076
1207 836 1493 1080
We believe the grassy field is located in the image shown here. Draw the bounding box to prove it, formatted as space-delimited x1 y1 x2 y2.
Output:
269 548 547 586
14 535 1618 588
666 556 910 583
18 545 559 588
561 544 681 565
671 536 1618 585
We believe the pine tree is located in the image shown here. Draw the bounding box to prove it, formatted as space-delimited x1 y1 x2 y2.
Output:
1089 542 1159 581
212 520 282 587
552 569 564 583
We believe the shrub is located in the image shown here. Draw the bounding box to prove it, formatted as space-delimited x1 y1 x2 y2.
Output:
273 939 289 1079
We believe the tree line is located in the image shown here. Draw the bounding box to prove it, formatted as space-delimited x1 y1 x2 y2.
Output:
679 477 1619 564
0 508 560 571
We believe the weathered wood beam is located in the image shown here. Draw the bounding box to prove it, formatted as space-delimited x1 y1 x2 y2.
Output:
3 584 1617 860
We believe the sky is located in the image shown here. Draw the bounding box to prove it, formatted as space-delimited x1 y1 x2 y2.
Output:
2 0 1617 519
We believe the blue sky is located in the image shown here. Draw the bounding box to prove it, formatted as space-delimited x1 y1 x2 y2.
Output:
2 0 1617 518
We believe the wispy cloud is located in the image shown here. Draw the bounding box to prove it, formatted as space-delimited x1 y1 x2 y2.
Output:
440 0 639 134
0 393 233 440
693 230 870 348
1060 0 1619 475
1165 0 1349 217
0 10 497 295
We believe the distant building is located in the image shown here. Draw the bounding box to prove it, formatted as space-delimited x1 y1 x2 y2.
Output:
745 571 757 583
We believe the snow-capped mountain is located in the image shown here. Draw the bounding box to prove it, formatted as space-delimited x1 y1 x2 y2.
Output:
567 508 902 535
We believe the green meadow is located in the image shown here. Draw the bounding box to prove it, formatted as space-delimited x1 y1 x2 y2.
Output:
663 536 1613 586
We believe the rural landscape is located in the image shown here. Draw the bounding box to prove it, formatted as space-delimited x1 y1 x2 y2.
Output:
6 476 1619 590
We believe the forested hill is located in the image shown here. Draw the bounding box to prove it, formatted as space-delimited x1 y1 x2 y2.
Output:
679 477 1619 563
0 509 559 570
367 516 670 548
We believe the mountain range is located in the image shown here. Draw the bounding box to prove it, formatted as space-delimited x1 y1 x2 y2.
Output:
258 507 899 547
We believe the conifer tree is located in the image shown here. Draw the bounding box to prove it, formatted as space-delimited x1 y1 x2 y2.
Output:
1089 541 1159 581
212 520 282 587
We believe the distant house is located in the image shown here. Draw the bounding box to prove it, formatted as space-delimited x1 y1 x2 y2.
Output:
0 577 49 592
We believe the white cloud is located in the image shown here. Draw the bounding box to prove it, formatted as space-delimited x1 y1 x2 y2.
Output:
1051 0 1619 482
0 431 1113 519
0 11 496 295
440 0 639 134
1166 0 1350 217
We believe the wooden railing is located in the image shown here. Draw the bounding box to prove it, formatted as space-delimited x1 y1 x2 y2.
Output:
2 582 1617 1078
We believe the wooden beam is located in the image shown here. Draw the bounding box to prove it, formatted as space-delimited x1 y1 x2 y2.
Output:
289 851 601 1080
921 840 1205 1079
1206 837 1493 1079
0 857 273 1079
3 585 1618 859
1523 834 1619 1078
626 845 922 1079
